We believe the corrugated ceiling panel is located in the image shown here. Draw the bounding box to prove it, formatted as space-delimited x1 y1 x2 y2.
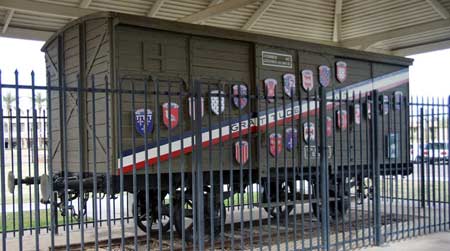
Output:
439 0 450 11
251 0 335 41
10 11 70 31
35 0 80 7
89 0 154 16
0 9 6 22
205 1 261 29
342 0 442 39
155 0 210 20
1 0 450 55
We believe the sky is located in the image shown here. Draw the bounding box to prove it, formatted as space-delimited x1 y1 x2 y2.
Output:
0 36 449 108
408 48 450 98
0 38 46 110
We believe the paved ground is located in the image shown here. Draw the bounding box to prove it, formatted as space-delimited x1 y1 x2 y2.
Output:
361 231 450 251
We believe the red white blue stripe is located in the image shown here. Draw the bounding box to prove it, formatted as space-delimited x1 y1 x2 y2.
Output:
118 69 408 174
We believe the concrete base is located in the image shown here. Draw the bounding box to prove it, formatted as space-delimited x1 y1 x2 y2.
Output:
361 231 450 251
1 201 449 250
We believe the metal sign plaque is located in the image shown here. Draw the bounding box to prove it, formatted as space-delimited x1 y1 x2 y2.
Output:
318 65 331 87
264 78 277 103
135 108 153 136
162 102 179 129
336 61 347 83
269 133 283 157
262 51 293 68
232 84 248 109
301 69 314 92
188 96 204 120
285 127 298 151
304 145 333 159
283 73 296 97
235 140 249 164
210 90 225 115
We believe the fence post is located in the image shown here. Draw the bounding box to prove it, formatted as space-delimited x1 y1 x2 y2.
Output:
0 70 7 251
447 96 450 231
319 86 329 250
420 108 425 208
194 80 205 250
372 90 382 245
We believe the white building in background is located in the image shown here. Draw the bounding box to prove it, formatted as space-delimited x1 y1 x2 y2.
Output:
2 109 47 149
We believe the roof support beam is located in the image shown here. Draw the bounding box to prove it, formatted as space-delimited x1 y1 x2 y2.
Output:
179 0 258 23
79 0 92 8
393 39 450 56
0 0 94 18
0 26 53 41
341 19 450 48
199 0 223 24
332 0 342 42
147 0 166 17
209 0 224 6
425 0 450 19
242 0 275 30
1 9 15 34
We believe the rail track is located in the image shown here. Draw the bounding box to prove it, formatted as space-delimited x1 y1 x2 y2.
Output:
54 207 412 251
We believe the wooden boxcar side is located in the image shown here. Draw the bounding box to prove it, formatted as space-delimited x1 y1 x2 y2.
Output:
42 12 412 179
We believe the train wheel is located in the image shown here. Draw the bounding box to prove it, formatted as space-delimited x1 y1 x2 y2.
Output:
135 192 171 233
135 194 154 232
158 205 172 233
262 181 295 218
312 181 351 222
174 192 195 241
356 178 373 204
174 188 226 242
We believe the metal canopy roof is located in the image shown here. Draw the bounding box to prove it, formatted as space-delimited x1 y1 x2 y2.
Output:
1 0 450 56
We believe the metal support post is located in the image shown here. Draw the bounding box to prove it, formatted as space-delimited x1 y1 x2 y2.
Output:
420 108 425 208
194 80 205 250
319 86 329 250
372 90 382 245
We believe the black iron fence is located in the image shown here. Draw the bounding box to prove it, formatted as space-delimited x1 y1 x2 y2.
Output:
0 71 449 251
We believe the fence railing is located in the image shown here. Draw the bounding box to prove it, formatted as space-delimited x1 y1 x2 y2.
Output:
0 71 449 251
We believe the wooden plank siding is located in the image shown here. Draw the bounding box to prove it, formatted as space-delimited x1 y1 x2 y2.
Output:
41 12 412 177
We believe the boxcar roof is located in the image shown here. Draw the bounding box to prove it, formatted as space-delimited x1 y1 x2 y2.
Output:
42 11 413 67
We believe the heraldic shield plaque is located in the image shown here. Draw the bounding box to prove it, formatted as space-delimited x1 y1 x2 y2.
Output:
301 69 314 92
285 127 298 151
335 61 347 83
269 133 283 157
264 78 277 103
232 84 248 109
234 140 249 164
162 102 179 129
303 122 315 144
188 96 204 120
318 65 331 87
210 90 225 115
135 108 153 136
283 73 296 97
